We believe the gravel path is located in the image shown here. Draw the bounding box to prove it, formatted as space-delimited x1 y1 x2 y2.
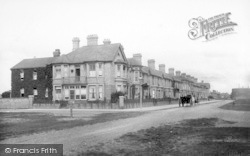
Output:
1 100 249 155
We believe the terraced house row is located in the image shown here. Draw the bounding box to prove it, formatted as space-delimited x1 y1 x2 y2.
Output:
11 35 210 102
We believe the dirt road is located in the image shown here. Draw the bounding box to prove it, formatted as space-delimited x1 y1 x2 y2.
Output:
1 100 249 155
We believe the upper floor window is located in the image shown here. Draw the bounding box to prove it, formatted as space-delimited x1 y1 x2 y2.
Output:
134 71 139 82
117 65 121 77
117 85 121 92
55 66 61 78
33 70 37 80
123 66 126 78
20 70 24 81
20 88 24 97
64 65 69 77
98 63 103 76
89 63 96 77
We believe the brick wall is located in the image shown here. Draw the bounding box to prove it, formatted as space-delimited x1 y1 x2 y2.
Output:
11 65 53 102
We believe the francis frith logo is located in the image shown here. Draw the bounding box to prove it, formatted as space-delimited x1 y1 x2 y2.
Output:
188 12 237 41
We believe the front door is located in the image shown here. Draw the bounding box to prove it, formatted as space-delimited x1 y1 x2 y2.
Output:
70 90 75 100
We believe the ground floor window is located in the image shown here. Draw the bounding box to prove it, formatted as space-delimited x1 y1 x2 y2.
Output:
81 86 86 99
20 88 24 97
63 85 87 100
89 85 96 100
152 89 156 98
45 88 48 98
64 86 69 99
33 87 38 96
55 86 61 100
70 90 75 99
98 85 103 99
75 86 80 99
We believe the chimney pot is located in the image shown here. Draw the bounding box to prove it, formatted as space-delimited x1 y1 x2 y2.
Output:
176 70 181 76
148 59 155 70
133 53 142 65
103 39 111 45
53 49 60 57
87 34 98 46
72 37 80 51
169 68 175 76
159 64 166 73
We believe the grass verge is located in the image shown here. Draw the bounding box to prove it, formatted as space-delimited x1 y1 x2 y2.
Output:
0 111 145 141
220 100 250 111
79 118 250 156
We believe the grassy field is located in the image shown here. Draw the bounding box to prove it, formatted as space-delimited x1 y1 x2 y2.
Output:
220 99 250 111
80 118 250 156
0 111 145 141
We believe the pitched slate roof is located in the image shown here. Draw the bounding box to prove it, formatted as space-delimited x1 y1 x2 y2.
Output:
141 66 150 74
11 57 54 69
163 73 173 80
53 43 122 64
149 69 163 78
114 58 126 64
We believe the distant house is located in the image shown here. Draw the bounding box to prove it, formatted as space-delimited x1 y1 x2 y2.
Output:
11 34 210 102
231 88 250 100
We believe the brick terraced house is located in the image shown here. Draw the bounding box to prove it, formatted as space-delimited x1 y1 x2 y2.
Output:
11 34 210 102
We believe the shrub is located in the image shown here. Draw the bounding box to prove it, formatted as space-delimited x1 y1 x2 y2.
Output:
1 91 11 98
111 91 125 103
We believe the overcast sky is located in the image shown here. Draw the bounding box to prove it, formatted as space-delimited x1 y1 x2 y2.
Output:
0 0 249 94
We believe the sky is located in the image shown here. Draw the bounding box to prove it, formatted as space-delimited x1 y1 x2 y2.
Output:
0 0 249 94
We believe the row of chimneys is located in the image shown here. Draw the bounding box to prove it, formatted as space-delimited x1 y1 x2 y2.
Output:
53 34 110 57
133 53 199 83
52 35 202 83
73 34 111 51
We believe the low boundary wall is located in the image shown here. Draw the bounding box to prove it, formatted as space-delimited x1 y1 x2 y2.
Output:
0 96 33 109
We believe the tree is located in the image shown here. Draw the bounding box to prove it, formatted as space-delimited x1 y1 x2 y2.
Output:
2 91 11 98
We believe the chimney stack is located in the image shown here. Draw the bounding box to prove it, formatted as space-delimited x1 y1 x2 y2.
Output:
53 49 60 57
148 59 155 70
181 73 186 77
103 39 111 45
133 53 142 65
87 34 98 46
159 64 166 73
176 70 181 76
72 37 80 51
169 68 175 76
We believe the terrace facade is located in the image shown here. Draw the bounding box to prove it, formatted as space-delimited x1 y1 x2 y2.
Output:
11 34 210 102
